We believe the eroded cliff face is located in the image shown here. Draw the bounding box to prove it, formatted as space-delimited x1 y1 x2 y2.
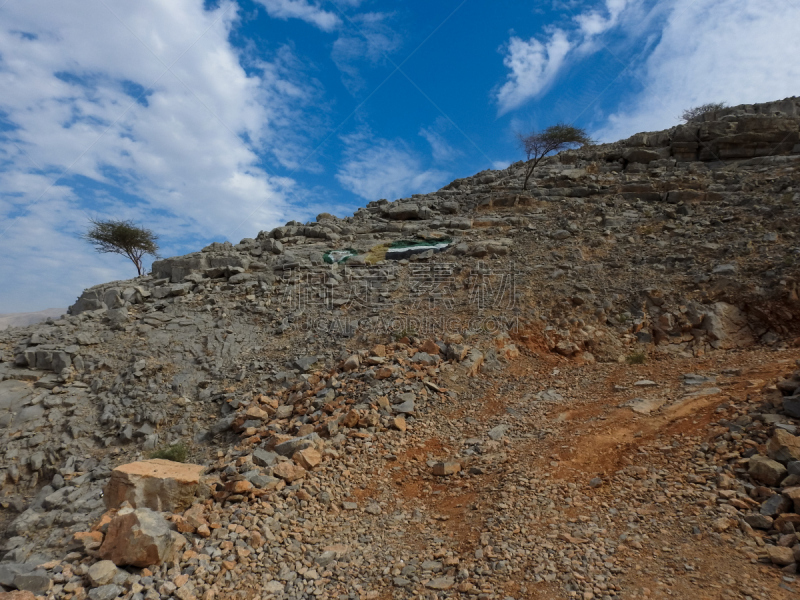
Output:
0 97 799 599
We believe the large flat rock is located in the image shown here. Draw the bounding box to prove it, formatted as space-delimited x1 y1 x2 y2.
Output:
0 380 33 412
104 459 205 512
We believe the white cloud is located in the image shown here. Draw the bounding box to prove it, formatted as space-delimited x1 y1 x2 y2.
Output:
419 118 460 163
595 0 800 142
335 132 448 201
419 128 457 163
331 12 400 94
575 0 630 37
254 0 340 31
0 0 318 312
496 30 572 115
495 0 635 114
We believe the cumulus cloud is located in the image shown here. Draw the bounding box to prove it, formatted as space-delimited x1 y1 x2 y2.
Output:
254 0 340 31
0 0 317 311
496 30 572 115
495 0 635 114
575 0 630 37
595 0 800 142
335 132 448 201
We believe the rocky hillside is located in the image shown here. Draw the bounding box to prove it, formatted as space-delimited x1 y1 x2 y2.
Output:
1 97 800 600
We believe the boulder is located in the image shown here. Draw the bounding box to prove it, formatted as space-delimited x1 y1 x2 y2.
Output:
68 289 107 315
783 487 800 513
104 459 206 512
760 493 792 516
0 564 28 588
99 507 186 567
383 203 424 220
12 571 51 595
767 429 800 464
766 545 795 566
784 396 800 419
773 514 800 533
0 593 37 600
749 455 787 487
744 514 773 529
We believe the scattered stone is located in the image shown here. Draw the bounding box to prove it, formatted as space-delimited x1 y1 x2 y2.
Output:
432 462 461 476
626 397 667 415
293 447 321 470
87 585 125 600
87 560 119 587
273 461 306 483
343 355 360 371
252 448 279 467
393 399 415 414
425 577 455 590
487 424 509 440
745 514 774 529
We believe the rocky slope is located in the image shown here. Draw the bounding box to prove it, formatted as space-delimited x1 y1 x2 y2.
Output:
1 97 800 600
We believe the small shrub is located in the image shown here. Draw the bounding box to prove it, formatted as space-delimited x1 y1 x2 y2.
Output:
626 351 647 365
150 442 188 463
681 102 727 123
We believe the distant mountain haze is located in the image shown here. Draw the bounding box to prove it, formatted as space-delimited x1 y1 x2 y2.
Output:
0 308 66 330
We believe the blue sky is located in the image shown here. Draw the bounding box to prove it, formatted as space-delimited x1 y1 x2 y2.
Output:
1 0 798 312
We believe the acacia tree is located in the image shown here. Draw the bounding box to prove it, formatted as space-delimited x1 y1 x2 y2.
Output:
83 219 159 276
518 124 593 190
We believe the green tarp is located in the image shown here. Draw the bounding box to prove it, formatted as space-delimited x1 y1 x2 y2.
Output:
385 238 452 260
323 248 359 264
